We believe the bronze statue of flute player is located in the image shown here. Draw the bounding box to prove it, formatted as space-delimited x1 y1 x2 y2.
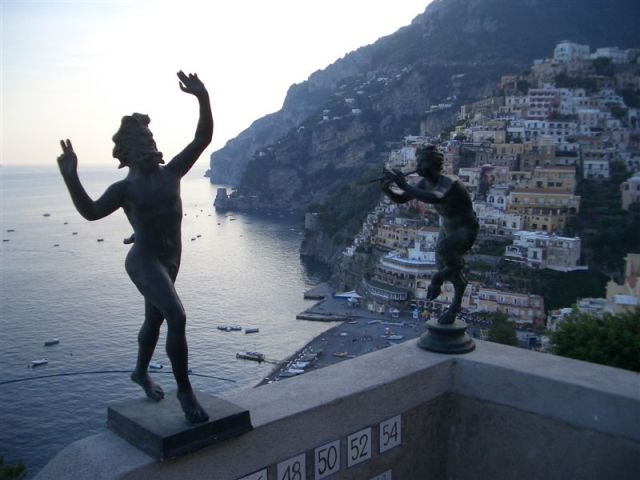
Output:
57 71 213 423
380 145 478 326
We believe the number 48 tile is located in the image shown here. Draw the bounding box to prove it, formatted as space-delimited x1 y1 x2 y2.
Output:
277 453 306 480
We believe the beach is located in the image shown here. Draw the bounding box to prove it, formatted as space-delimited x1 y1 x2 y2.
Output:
258 284 428 385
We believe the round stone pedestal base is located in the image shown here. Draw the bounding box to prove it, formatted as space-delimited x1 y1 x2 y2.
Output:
418 318 475 354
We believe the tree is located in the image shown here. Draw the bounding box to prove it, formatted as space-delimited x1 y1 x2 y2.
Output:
593 57 614 77
0 456 26 480
550 309 640 372
483 311 518 346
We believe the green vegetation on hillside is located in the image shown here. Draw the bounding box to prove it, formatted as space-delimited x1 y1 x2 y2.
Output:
0 456 26 480
484 311 518 346
494 262 608 312
550 309 640 372
310 169 383 247
567 162 640 275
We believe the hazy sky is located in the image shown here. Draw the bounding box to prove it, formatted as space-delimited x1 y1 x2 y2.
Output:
1 0 432 168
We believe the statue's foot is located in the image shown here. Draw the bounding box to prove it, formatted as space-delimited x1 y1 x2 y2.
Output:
427 283 442 301
437 308 457 325
177 391 209 424
130 371 164 401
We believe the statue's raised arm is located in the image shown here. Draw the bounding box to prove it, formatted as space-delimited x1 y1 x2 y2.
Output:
57 139 125 221
166 71 213 178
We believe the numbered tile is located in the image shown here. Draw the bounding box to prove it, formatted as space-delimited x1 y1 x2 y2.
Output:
379 415 402 453
237 468 268 480
314 439 340 479
278 453 306 480
347 427 372 468
370 470 392 480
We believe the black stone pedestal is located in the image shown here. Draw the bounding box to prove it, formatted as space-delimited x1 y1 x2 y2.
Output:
418 318 475 354
107 391 252 460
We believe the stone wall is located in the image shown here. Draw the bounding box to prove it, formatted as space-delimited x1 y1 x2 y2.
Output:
35 340 640 480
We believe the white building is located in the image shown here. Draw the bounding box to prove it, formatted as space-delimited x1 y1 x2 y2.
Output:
485 185 511 211
583 158 610 180
505 230 583 271
458 167 482 198
522 119 578 143
553 41 590 64
473 202 523 236
621 172 640 210
372 251 437 303
592 47 630 64
577 108 614 134
386 146 417 172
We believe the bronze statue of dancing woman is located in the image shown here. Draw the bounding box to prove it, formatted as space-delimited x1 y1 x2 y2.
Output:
57 71 213 423
381 146 478 324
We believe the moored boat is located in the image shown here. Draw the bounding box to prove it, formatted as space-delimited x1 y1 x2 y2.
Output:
236 351 265 362
44 338 60 346
31 359 48 367
280 368 304 378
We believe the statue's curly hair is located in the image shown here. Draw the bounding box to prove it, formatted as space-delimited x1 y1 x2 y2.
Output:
112 113 152 169
415 144 442 162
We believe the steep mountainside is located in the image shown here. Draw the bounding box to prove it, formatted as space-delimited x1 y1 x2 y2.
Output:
210 0 640 205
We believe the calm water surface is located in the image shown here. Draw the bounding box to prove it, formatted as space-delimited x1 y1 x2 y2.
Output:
0 166 331 477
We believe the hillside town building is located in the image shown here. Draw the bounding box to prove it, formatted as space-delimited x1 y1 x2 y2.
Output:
505 230 583 271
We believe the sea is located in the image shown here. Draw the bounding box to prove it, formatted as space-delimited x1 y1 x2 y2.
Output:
0 165 332 477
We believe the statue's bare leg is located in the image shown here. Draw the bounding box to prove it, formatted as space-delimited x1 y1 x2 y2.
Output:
432 228 474 324
164 303 209 424
126 253 209 424
130 300 165 401
427 272 444 301
437 268 467 324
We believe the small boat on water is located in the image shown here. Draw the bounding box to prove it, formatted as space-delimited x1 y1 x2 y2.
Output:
236 351 265 362
218 325 242 332
149 361 164 369
333 352 349 358
244 328 259 334
44 338 60 346
31 359 48 367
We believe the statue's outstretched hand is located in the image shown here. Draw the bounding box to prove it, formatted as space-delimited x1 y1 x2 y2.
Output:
177 71 207 97
392 168 409 188
57 139 78 177
383 168 408 188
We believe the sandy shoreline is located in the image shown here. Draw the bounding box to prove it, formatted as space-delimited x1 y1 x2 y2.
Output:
256 283 428 386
